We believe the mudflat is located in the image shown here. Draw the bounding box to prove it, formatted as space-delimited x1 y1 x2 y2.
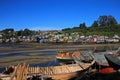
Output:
0 43 119 67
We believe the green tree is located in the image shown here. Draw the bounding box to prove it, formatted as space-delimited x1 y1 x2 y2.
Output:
91 21 98 27
22 29 32 36
97 15 118 27
62 28 71 31
2 28 15 39
107 15 118 26
17 29 33 37
17 30 23 36
79 23 87 29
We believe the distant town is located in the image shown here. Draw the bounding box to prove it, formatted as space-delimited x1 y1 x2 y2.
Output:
0 15 120 44
0 29 120 44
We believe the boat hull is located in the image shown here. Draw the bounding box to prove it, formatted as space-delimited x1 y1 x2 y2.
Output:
104 54 120 70
56 56 74 63
57 58 74 63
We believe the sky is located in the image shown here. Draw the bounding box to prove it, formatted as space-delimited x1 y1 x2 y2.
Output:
0 0 120 31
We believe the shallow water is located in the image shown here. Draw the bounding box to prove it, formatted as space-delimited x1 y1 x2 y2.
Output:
0 52 27 58
0 51 57 58
30 60 60 67
40 51 57 56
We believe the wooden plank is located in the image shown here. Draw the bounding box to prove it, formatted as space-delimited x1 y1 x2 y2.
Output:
10 64 20 80
23 64 29 80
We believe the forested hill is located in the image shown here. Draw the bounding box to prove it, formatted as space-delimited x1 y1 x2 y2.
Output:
62 15 120 36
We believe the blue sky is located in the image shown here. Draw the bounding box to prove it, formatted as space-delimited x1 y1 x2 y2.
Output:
0 0 120 31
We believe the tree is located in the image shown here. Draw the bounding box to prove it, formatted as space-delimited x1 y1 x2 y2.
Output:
17 30 23 36
107 15 118 26
16 29 34 37
22 29 32 36
62 28 71 31
73 26 79 29
2 28 15 39
91 21 98 27
98 15 108 26
97 15 118 27
79 23 87 29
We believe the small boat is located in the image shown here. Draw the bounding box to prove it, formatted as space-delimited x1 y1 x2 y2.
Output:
56 51 81 64
93 52 109 67
56 51 74 63
104 48 120 70
0 51 95 80
56 51 93 64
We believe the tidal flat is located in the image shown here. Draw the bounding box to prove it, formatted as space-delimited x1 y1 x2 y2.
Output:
0 43 119 67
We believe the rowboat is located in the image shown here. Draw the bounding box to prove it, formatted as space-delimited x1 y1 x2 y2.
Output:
0 51 95 80
104 48 120 70
56 51 81 64
56 51 74 63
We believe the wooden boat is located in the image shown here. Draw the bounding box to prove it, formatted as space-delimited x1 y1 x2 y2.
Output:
0 51 95 80
93 52 109 67
56 51 81 64
104 48 120 70
56 51 73 63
